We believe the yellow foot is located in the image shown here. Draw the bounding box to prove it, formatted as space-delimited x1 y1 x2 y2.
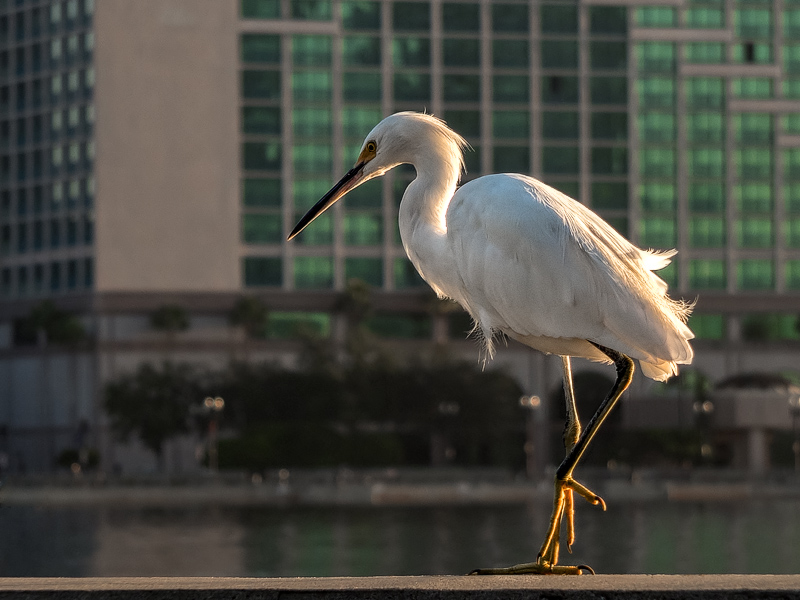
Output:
469 561 595 575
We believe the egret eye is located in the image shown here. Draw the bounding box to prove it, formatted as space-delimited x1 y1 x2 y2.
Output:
366 141 376 153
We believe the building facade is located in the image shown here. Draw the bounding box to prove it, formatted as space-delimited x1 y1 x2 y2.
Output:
2 0 800 472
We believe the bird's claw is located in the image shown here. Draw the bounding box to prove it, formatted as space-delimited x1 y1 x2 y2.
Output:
469 561 595 575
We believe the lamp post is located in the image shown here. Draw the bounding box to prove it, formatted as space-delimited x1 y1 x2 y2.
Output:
692 399 714 461
202 396 225 473
789 393 800 474
520 395 542 480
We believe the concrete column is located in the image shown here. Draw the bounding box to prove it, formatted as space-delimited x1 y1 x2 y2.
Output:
747 427 769 475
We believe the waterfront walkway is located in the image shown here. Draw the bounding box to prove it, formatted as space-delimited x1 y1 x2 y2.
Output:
1 575 799 599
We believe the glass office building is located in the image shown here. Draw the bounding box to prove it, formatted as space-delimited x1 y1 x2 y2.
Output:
3 0 800 471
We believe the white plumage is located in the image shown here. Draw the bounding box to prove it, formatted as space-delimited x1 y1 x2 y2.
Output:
289 111 696 574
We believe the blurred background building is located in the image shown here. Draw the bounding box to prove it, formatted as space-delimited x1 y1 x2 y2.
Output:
2 0 800 472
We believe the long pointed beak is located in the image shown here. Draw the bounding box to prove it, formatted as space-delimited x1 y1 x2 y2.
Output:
287 163 365 240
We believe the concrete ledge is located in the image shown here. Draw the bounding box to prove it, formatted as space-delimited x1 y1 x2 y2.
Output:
1 576 799 599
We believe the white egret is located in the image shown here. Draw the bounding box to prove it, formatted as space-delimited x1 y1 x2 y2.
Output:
289 112 694 575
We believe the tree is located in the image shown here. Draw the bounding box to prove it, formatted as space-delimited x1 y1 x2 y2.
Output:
229 296 269 338
104 362 203 467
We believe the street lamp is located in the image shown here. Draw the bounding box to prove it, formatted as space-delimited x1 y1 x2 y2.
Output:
520 395 542 480
692 400 714 461
202 396 225 473
788 392 800 474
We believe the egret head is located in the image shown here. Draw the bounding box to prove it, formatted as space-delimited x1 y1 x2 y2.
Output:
288 112 468 240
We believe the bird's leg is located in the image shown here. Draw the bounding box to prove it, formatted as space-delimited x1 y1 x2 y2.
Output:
470 346 634 576
561 355 580 553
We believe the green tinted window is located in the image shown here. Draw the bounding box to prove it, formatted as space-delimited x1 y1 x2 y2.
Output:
541 40 578 69
293 35 331 66
241 0 280 19
690 217 725 247
639 113 674 143
243 213 282 244
492 3 528 32
542 76 579 104
787 260 800 289
393 37 430 66
294 256 333 288
494 146 530 173
542 147 578 174
442 3 479 31
394 72 430 101
786 149 800 179
732 43 772 64
590 6 626 34
637 78 673 108
394 258 425 288
686 7 723 28
640 148 675 178
444 38 480 67
689 183 725 213
291 0 331 19
592 147 627 175
685 43 724 64
292 213 332 245
241 34 280 63
342 107 382 139
293 108 331 138
592 112 627 140
732 78 772 99
736 148 772 179
736 183 772 213
736 218 772 248
689 259 726 290
345 257 383 286
786 183 800 212
640 183 675 212
292 71 331 101
493 40 528 68
342 1 380 29
242 256 283 287
541 4 577 34
243 178 281 207
493 75 529 103
689 314 725 340
592 182 628 210
343 36 381 66
737 259 773 290
242 70 280 99
689 148 724 178
344 213 382 245
640 217 675 248
550 181 580 198
443 75 480 102
591 42 627 70
785 10 800 38
494 111 529 139
687 113 723 144
685 78 723 108
444 110 480 138
343 71 381 101
591 77 627 104
734 113 772 144
243 256 282 287
294 179 331 211
736 8 771 38
393 2 430 31
242 106 281 135
785 45 800 74
635 7 676 28
636 42 674 73
542 112 578 139
786 219 800 247
293 144 332 173
783 114 800 135
243 142 281 171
